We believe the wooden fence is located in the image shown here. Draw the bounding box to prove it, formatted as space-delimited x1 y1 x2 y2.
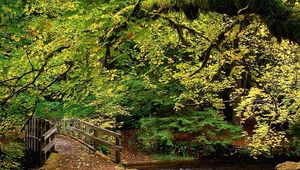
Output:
59 118 122 163
24 117 57 166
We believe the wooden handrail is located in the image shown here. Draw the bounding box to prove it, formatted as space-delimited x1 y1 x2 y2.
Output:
42 126 57 140
42 138 57 154
59 118 122 163
70 118 121 137
64 126 122 150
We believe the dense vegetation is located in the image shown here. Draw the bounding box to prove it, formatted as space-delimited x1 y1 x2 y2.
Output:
0 0 299 168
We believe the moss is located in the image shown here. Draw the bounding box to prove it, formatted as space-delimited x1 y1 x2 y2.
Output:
141 0 173 11
41 153 66 169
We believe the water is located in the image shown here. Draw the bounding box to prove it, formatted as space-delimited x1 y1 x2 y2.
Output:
130 162 276 170
136 164 275 170
127 155 296 170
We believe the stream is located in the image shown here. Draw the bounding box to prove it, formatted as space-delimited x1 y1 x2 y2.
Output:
127 159 280 170
135 163 276 170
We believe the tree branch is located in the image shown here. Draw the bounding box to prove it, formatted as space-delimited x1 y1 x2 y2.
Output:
0 45 69 108
176 0 300 44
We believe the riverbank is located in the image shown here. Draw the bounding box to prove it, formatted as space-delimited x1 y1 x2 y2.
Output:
120 130 299 170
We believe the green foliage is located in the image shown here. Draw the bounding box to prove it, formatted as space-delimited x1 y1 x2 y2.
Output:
0 142 24 170
36 101 64 119
1 0 299 159
0 115 24 169
133 108 242 156
152 153 194 161
176 0 300 44
0 115 23 140
0 0 131 127
117 78 184 128
289 122 300 156
97 145 110 155
289 139 300 156
290 122 300 138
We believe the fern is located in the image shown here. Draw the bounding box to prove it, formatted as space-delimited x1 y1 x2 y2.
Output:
133 108 242 155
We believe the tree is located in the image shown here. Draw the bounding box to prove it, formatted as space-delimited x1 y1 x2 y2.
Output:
0 0 299 158
0 0 129 127
155 0 300 44
101 0 300 155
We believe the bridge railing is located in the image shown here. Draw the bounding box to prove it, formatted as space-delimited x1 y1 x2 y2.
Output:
59 118 122 163
24 117 57 166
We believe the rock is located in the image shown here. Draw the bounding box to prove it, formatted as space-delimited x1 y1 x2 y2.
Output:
276 161 300 170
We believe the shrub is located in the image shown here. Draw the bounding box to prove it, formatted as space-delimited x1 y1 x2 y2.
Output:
0 115 23 140
117 79 184 129
0 142 24 170
97 145 110 155
289 122 300 156
133 108 242 156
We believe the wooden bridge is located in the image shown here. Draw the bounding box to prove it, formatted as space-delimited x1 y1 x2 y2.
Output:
24 117 122 168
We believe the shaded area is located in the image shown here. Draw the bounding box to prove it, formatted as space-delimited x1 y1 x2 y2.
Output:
39 135 121 170
121 130 297 170
121 130 153 164
133 162 275 170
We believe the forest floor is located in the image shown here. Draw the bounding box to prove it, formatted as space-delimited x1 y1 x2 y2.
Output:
121 130 152 164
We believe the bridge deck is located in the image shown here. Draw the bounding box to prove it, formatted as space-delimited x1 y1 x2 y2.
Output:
40 135 123 170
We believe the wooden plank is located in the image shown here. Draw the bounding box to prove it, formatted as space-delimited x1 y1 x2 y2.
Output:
42 138 57 154
77 119 82 140
27 119 29 149
40 118 46 164
85 125 91 144
25 122 28 149
33 117 36 151
71 119 76 137
37 118 41 152
62 127 121 151
60 119 64 134
94 129 100 148
115 130 121 163
42 126 57 140
28 119 32 149
62 125 73 137
56 120 60 134
65 119 71 135
46 122 50 144
67 118 121 138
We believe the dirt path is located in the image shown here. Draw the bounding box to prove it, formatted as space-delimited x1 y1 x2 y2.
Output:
40 135 123 170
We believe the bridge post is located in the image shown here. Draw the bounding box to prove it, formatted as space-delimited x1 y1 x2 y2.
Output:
86 125 91 144
77 120 82 140
39 119 47 165
94 129 99 149
115 130 121 163
70 119 75 137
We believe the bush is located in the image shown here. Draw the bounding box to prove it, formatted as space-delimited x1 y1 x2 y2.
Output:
0 115 24 169
133 108 242 156
35 100 65 119
97 145 110 155
0 142 24 170
289 122 300 156
0 115 23 140
117 79 184 129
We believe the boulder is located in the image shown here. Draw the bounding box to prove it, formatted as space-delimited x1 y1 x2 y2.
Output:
276 161 300 170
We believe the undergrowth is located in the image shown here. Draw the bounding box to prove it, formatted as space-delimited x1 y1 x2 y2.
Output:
132 108 242 157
